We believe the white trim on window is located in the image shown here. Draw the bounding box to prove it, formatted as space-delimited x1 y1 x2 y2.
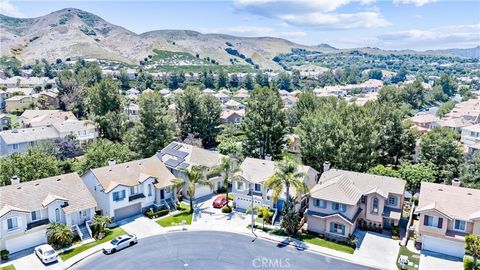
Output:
453 219 466 232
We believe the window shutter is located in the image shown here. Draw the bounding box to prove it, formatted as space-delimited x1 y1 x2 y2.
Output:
341 225 345 235
438 218 443 228
423 215 429 226
329 222 334 233
17 217 22 228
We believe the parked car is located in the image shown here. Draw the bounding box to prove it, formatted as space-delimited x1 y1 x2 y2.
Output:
212 195 227 208
34 244 58 264
103 234 137 254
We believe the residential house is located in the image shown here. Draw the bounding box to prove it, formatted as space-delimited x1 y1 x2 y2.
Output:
233 157 318 213
414 181 480 258
306 168 406 241
437 118 473 132
19 110 77 128
0 90 8 111
124 103 140 119
159 88 171 96
0 77 19 88
33 92 59 108
0 173 97 253
0 114 10 130
461 124 480 155
157 142 224 198
225 99 245 111
81 157 177 221
202 88 215 95
233 89 249 101
444 99 480 124
0 126 59 156
18 77 49 88
282 95 297 109
52 120 98 144
126 88 140 96
214 92 230 104
5 96 35 113
410 114 439 134
220 110 244 125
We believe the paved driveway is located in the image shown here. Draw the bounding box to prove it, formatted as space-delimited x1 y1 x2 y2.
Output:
353 230 399 270
1 247 59 270
419 251 463 270
192 195 251 232
119 215 165 238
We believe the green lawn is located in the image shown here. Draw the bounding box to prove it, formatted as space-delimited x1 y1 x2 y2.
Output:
396 246 420 270
0 265 16 270
157 203 192 227
59 227 127 261
297 233 355 254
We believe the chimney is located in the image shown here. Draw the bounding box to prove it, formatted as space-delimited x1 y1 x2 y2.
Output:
108 159 116 167
10 176 20 185
265 154 272 161
451 178 461 187
323 161 331 172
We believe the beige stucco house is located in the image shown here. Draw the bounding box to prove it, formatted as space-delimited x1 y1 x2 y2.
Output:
415 181 480 258
306 168 406 241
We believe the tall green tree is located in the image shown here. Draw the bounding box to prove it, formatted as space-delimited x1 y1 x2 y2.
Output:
419 127 464 183
183 165 213 213
264 157 308 210
244 74 254 90
438 73 457 97
0 149 62 186
229 74 239 88
176 87 203 138
242 87 286 158
86 78 125 141
31 59 43 77
202 70 215 89
277 72 292 91
168 72 180 89
136 70 154 91
199 94 221 148
75 139 136 174
255 73 269 87
217 71 228 89
116 70 131 90
209 157 241 205
460 152 480 189
128 92 174 157
398 163 435 192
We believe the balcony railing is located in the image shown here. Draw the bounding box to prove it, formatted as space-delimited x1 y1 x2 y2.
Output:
27 219 49 230
129 193 146 202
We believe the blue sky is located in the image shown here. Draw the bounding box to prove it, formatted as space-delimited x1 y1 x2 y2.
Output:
1 0 479 50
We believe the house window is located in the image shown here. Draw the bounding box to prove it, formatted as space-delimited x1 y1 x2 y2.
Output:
388 196 397 206
329 223 345 235
166 187 171 193
148 184 152 197
332 202 347 213
55 208 60 222
314 199 327 209
254 184 261 192
7 217 18 230
12 144 18 150
113 190 126 202
424 215 443 228
31 210 41 221
360 196 366 204
236 181 244 190
454 220 466 231
372 197 379 214
130 185 139 195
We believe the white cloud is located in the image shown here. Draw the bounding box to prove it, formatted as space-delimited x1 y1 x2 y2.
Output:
233 0 387 30
376 25 480 49
0 0 24 17
393 0 436 7
199 25 306 39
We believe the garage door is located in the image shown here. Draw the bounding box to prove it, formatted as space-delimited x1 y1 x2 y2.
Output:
423 236 465 258
114 203 142 221
6 230 47 253
194 184 213 199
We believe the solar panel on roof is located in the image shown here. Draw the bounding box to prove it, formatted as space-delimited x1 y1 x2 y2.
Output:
165 158 183 168
162 147 188 159
177 162 189 170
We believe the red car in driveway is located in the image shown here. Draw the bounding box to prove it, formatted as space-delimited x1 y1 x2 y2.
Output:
212 195 227 208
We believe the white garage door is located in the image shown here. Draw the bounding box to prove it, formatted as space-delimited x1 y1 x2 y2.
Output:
114 203 142 221
6 230 47 253
423 236 465 258
235 197 252 210
194 184 213 199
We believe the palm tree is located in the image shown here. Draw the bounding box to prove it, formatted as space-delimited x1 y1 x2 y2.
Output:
184 165 213 214
208 156 241 205
91 215 112 239
46 223 73 249
263 157 309 210
171 178 186 203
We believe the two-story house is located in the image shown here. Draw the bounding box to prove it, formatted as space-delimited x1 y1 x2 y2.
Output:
156 142 225 199
220 110 244 125
0 126 60 156
0 173 97 254
415 181 480 258
5 95 36 113
306 168 406 241
461 124 480 155
0 114 11 130
81 156 177 222
232 157 318 213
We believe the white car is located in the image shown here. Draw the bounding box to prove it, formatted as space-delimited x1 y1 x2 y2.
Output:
34 244 58 264
103 234 137 254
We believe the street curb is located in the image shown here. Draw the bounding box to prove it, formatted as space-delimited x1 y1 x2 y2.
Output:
63 249 102 270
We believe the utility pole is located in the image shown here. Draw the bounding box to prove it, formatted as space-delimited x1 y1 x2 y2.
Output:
250 185 257 238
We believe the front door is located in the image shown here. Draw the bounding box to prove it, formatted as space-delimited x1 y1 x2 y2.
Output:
160 189 165 200
79 210 88 224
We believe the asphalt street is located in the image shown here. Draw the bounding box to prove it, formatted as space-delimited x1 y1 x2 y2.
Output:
72 231 376 270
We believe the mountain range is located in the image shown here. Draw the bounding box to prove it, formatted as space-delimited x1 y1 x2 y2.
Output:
0 8 478 70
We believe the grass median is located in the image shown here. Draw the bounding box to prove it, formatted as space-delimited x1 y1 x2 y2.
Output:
59 227 127 261
157 203 192 227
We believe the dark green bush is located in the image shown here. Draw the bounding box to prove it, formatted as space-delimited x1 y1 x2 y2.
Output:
222 205 232 213
1 249 9 260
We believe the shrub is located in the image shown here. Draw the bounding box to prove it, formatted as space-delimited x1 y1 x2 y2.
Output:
216 186 227 194
391 225 400 237
145 208 169 219
47 223 73 249
1 249 9 260
464 257 480 270
222 205 232 213
91 215 112 239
